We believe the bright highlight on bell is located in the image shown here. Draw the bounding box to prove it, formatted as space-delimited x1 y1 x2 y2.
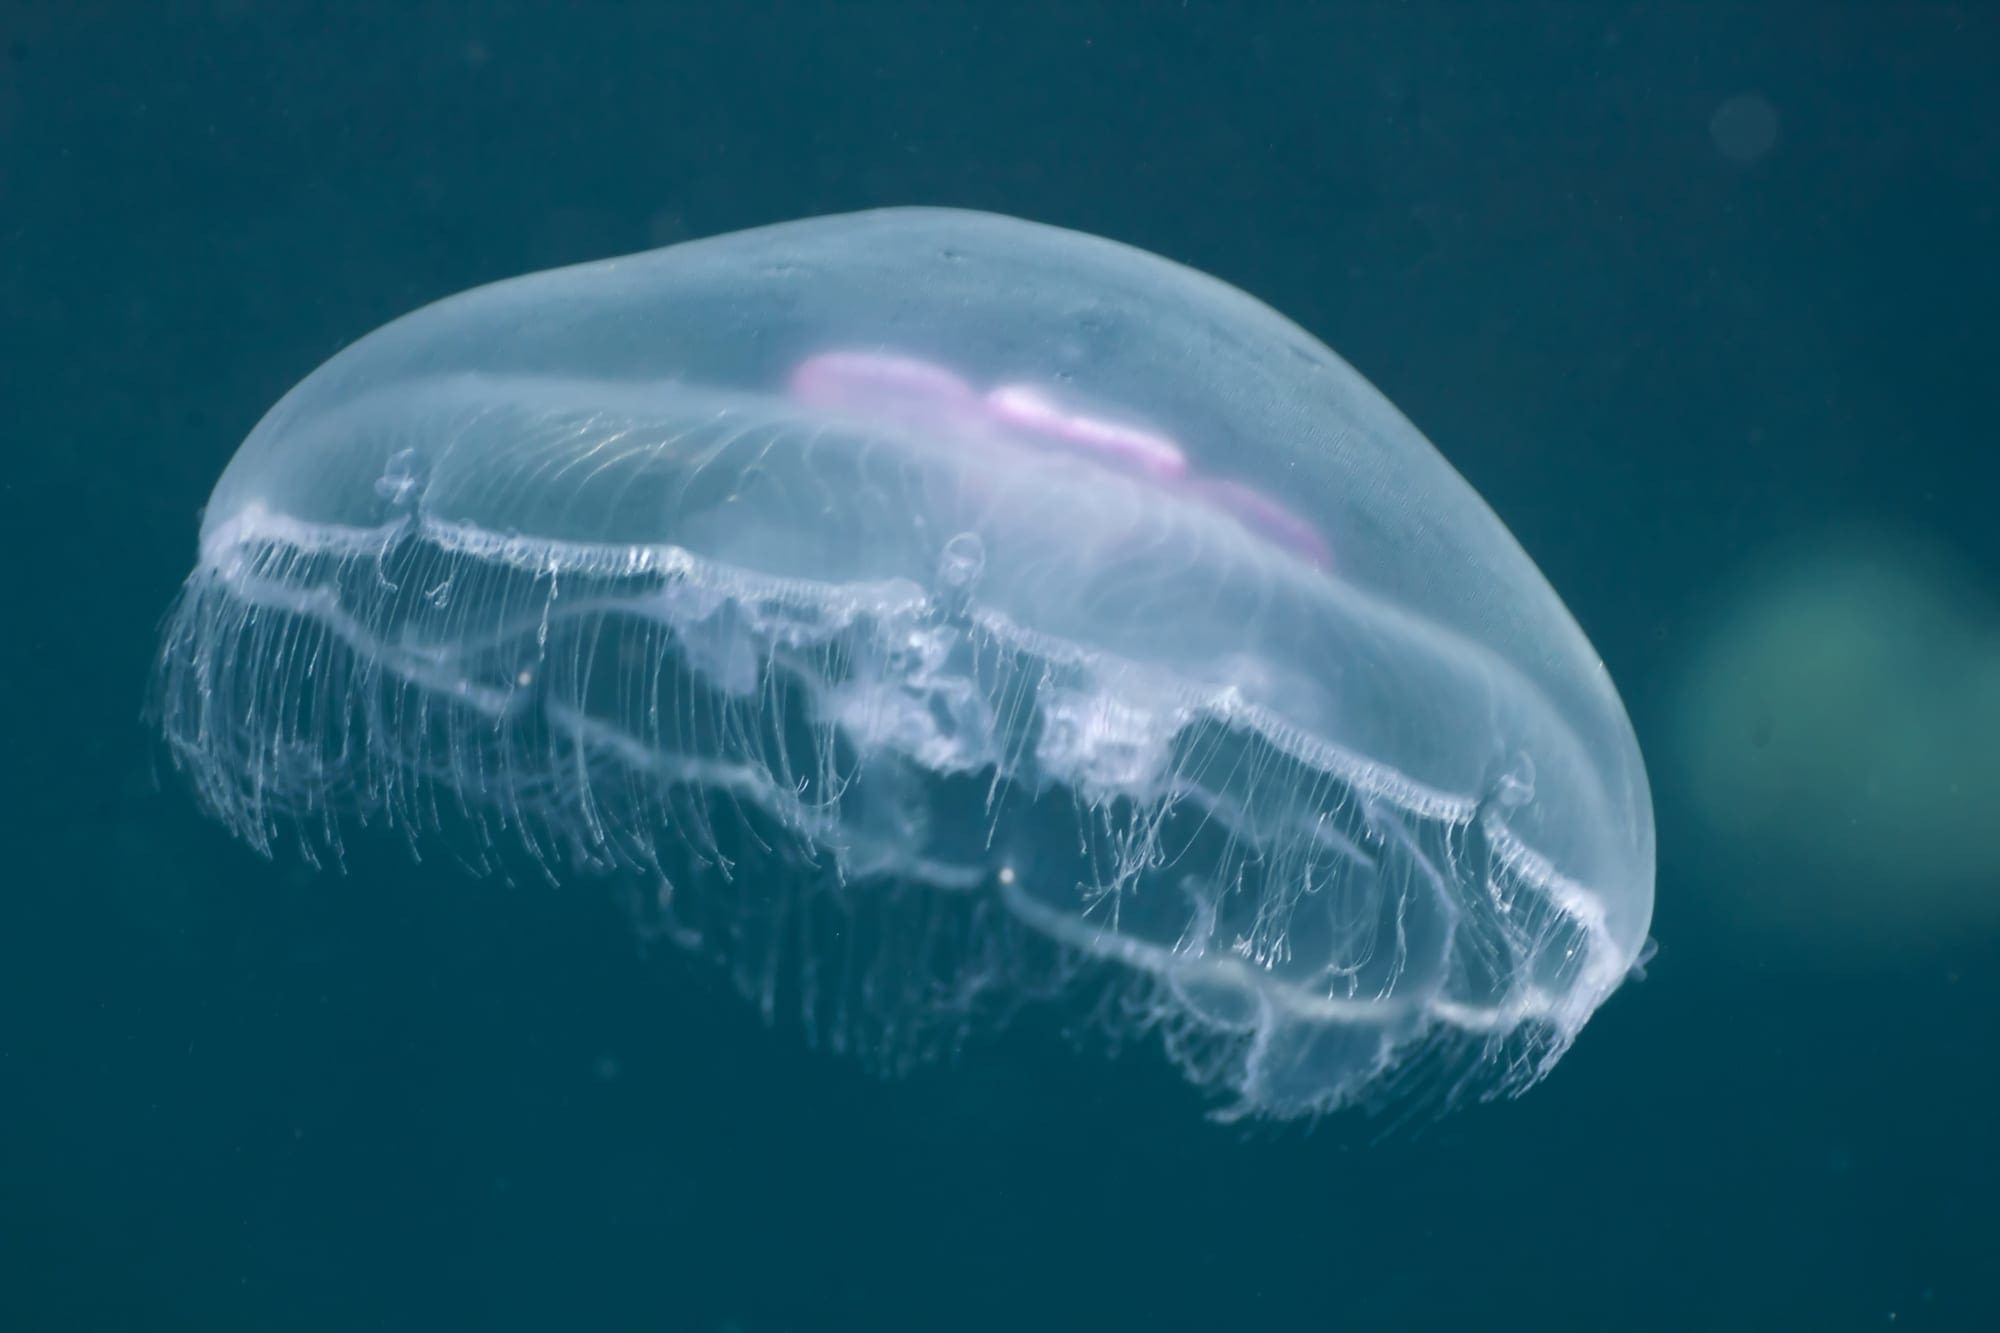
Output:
154 209 1654 1119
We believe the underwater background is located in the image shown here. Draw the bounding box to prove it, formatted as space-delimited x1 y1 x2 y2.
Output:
2 3 1995 1329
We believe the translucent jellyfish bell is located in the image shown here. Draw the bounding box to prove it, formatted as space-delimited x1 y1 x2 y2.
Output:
155 208 1655 1118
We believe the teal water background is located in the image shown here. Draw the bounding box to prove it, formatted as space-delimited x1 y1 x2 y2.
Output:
2 4 1995 1330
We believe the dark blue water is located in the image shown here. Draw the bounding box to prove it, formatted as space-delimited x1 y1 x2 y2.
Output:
3 4 1995 1329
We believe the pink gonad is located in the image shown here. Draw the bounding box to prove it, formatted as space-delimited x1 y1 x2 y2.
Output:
789 348 1332 571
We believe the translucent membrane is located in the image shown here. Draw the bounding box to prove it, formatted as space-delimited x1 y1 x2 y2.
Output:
155 209 1654 1118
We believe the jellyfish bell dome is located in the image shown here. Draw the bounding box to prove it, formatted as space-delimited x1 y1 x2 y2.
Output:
161 208 1654 1118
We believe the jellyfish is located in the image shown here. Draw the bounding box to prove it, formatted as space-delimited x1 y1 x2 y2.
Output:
153 209 1654 1118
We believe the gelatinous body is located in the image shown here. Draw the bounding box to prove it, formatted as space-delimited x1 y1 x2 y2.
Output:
154 209 1654 1118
